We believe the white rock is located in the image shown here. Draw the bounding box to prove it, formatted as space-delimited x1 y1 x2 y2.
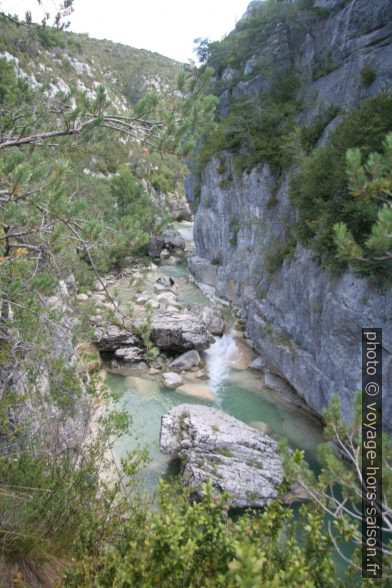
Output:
162 372 184 389
249 356 267 371
171 350 201 371
114 347 144 361
157 292 177 305
160 248 170 260
146 300 160 309
160 404 283 508
136 295 150 305
77 293 89 302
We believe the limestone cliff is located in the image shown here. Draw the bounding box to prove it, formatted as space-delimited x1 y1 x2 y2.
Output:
187 0 392 428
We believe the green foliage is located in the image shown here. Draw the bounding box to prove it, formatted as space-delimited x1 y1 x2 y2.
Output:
299 105 341 154
36 24 65 48
0 380 137 584
332 133 392 269
290 94 392 280
135 305 160 361
285 393 392 580
193 0 331 176
199 73 302 174
265 237 296 274
361 65 376 88
65 480 337 587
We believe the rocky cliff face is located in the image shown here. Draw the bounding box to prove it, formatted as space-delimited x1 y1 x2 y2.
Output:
0 280 91 454
187 0 392 429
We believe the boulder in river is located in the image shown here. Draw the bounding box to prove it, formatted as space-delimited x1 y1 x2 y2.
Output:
160 404 283 508
156 291 178 307
149 229 186 258
162 372 184 389
171 350 201 370
249 356 267 371
187 303 225 336
156 275 175 289
202 306 225 336
93 325 142 352
138 310 213 352
114 346 145 362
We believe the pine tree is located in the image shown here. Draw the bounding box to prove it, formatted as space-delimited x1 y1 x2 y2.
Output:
333 132 392 267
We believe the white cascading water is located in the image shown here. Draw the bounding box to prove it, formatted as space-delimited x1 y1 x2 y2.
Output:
204 328 238 403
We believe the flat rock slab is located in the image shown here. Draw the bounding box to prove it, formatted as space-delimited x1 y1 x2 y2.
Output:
160 404 283 508
176 382 213 401
114 346 145 362
137 311 214 352
93 325 141 352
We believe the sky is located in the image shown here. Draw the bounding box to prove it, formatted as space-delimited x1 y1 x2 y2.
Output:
1 0 253 62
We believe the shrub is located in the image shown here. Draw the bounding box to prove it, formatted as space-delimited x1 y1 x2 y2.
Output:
265 238 296 274
65 480 338 587
290 94 392 279
361 65 376 87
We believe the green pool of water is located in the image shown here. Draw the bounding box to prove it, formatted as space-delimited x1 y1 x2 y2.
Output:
108 362 323 493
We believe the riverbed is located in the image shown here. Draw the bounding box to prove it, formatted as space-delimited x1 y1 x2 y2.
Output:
104 221 324 494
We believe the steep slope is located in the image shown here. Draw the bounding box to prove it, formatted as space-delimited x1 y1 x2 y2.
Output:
0 21 188 455
187 0 392 428
0 19 188 208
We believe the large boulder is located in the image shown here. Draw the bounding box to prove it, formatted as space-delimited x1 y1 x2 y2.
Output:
136 311 213 352
157 291 178 306
187 303 225 336
171 350 201 370
202 307 225 336
162 372 184 389
93 325 142 352
114 346 145 362
149 229 186 258
160 404 283 508
156 275 175 290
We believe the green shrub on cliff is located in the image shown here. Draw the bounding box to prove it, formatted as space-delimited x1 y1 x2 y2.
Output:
333 132 392 269
290 94 392 280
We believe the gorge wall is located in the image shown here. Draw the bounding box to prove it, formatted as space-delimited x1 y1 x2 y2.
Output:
186 0 392 428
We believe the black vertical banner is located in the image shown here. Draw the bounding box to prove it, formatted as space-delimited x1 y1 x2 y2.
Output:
362 328 382 578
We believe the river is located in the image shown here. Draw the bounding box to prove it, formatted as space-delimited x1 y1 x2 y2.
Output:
105 221 324 494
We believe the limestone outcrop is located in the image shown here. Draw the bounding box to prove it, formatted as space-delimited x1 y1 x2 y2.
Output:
160 404 283 508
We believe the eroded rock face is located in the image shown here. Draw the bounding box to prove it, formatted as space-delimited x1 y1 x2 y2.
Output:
142 179 192 222
160 404 283 508
186 0 392 431
114 346 145 362
143 311 214 352
0 281 91 454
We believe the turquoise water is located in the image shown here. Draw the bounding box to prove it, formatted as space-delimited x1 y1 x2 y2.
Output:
108 358 323 492
105 222 352 576
107 226 324 490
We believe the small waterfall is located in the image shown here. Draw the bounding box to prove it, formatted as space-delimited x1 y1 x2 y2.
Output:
204 329 238 401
